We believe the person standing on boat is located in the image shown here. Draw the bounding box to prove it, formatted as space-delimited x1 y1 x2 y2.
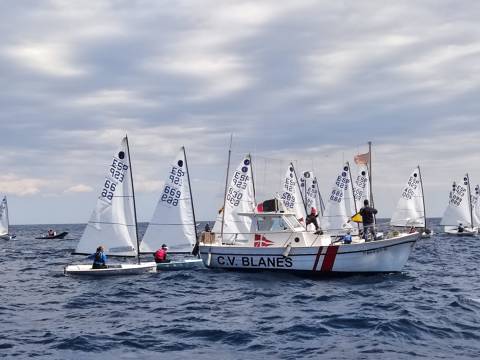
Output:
359 200 378 241
88 246 107 269
306 207 322 234
154 244 170 263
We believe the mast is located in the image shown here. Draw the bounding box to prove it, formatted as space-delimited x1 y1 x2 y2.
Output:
367 141 377 225
220 135 233 239
347 161 360 233
125 135 141 265
314 176 325 216
417 165 427 230
5 196 9 234
183 146 199 256
467 173 474 228
292 162 308 227
249 154 256 206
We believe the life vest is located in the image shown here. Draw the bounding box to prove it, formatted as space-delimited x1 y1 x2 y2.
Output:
93 251 105 265
154 249 167 262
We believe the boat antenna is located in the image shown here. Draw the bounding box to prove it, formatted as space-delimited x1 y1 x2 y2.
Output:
347 161 360 234
183 146 199 257
221 134 233 239
125 134 141 265
466 173 474 228
417 165 427 231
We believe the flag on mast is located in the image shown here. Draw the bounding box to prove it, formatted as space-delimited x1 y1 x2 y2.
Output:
354 151 370 165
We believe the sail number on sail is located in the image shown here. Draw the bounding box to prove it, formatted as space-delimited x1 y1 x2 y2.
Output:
100 152 129 204
227 162 250 207
450 183 466 206
330 168 350 203
161 161 185 207
402 174 420 200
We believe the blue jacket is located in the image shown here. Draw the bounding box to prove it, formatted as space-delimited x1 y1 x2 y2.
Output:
343 234 352 244
88 251 107 265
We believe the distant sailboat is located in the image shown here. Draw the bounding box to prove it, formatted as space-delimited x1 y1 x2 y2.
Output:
139 147 203 269
440 174 478 236
0 196 15 240
64 136 156 275
390 166 431 237
321 162 358 237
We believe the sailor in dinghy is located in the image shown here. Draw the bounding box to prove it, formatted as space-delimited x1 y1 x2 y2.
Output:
139 147 203 270
64 136 156 276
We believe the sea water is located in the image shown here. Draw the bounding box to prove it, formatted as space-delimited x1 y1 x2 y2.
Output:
0 220 479 359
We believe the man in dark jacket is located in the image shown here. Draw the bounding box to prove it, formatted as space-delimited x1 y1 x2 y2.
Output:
359 200 378 241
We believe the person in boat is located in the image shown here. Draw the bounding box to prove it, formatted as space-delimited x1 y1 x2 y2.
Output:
409 226 416 233
47 229 55 237
306 207 323 235
204 223 211 232
342 229 352 244
88 246 107 269
154 244 170 263
458 223 464 233
359 199 378 241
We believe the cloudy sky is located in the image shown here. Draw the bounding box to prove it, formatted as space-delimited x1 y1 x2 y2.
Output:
1 0 479 224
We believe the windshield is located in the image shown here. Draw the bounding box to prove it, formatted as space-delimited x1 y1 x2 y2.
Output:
256 216 289 232
284 214 304 230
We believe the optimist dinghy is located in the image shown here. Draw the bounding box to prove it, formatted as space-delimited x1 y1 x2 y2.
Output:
0 196 15 240
390 166 432 238
139 147 203 270
200 154 418 274
440 174 478 236
64 136 156 276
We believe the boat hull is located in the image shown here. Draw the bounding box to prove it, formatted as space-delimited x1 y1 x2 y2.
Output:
199 233 418 274
35 231 69 240
156 258 204 270
64 262 157 276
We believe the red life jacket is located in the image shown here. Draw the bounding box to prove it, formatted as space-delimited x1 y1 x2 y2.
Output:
154 249 167 262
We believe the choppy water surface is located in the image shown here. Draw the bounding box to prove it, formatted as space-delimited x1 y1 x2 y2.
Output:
1 220 480 359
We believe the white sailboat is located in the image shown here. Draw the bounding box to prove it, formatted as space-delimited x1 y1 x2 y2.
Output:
321 163 358 237
199 155 419 274
64 136 156 275
473 184 480 229
440 174 478 236
0 196 15 240
280 163 307 225
139 147 203 269
390 166 431 238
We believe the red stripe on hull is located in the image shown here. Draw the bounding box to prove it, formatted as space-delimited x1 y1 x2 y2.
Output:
312 246 323 271
320 246 339 272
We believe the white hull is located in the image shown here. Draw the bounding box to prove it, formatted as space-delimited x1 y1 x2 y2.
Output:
199 233 418 274
0 234 14 240
64 262 157 276
156 258 204 270
444 229 477 237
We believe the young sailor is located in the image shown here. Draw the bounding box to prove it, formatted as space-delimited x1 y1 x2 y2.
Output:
306 207 322 234
342 229 352 244
154 244 170 263
359 200 378 241
88 246 107 269
457 223 464 233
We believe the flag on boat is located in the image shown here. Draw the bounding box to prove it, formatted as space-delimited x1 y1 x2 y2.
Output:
354 151 370 165
254 234 274 247
351 212 363 223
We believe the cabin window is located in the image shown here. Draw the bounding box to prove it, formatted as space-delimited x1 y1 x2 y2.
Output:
284 215 304 230
256 216 288 232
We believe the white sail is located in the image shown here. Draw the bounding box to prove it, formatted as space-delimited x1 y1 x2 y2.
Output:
440 175 473 227
140 148 196 253
75 137 137 256
353 165 370 211
280 164 306 220
300 171 322 215
472 184 480 227
0 196 9 236
322 163 357 235
390 167 425 227
219 155 256 243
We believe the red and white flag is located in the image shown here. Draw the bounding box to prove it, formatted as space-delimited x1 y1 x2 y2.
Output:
254 234 274 247
354 151 370 165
